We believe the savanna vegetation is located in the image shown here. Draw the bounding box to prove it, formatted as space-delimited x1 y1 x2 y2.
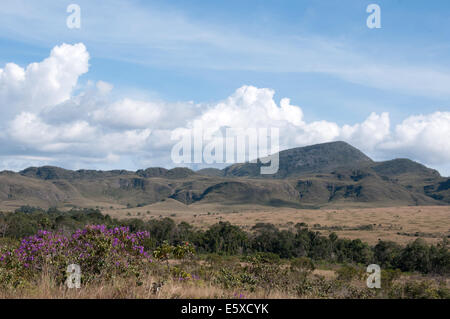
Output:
0 206 448 299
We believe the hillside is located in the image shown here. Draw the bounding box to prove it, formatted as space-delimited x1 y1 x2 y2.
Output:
223 141 374 178
0 141 448 210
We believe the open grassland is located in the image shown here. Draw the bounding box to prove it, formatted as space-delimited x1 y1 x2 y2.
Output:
2 200 447 245
102 201 450 245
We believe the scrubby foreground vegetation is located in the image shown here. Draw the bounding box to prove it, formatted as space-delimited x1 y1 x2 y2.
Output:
0 207 448 299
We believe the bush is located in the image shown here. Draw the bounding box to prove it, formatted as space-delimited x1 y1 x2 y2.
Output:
336 264 364 282
374 240 402 269
397 239 432 273
290 257 315 272
381 268 402 288
0 225 153 287
400 281 445 299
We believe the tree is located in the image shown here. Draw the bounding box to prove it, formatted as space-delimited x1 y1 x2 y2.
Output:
374 240 402 268
397 239 431 273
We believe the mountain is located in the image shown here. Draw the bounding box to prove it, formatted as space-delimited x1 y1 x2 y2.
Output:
223 141 373 178
0 141 448 210
20 166 135 180
196 168 225 177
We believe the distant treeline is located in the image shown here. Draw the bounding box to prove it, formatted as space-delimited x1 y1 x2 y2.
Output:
0 206 448 275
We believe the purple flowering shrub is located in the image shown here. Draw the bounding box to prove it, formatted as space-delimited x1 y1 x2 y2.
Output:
0 225 153 288
69 225 152 282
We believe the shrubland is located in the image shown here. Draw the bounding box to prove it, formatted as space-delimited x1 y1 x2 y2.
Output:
0 206 448 299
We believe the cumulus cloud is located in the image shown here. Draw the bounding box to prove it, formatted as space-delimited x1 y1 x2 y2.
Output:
98 129 152 154
0 43 89 120
0 43 449 175
8 112 96 151
92 98 163 129
170 85 450 173
190 86 304 130
341 112 391 151
380 112 450 165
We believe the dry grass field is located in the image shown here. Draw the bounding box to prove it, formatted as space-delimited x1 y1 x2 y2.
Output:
1 264 447 299
102 200 450 245
0 274 295 299
2 198 447 245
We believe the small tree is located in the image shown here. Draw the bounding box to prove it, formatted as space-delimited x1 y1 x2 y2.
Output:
153 241 195 269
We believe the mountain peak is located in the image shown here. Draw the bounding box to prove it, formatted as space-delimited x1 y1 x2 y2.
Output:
224 141 373 178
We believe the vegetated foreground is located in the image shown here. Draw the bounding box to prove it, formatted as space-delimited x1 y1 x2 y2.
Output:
0 207 448 299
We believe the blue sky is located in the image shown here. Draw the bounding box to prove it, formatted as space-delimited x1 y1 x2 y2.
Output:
0 0 449 175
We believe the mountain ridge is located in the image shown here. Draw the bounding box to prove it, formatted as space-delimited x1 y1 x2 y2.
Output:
0 141 448 209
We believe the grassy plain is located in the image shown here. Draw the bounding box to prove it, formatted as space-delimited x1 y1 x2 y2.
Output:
102 200 450 245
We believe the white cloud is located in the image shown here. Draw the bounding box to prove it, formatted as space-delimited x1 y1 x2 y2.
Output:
8 112 96 151
294 121 340 146
341 112 390 151
96 81 113 95
0 43 449 175
188 86 305 139
92 98 163 129
98 129 152 153
0 43 89 119
380 112 450 165
168 85 450 174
